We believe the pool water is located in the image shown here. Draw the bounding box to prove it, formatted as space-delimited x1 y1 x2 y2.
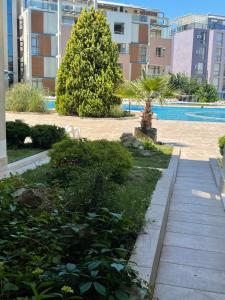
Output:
122 104 225 123
46 100 225 123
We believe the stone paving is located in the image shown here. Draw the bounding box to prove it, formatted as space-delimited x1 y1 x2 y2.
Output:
6 111 225 299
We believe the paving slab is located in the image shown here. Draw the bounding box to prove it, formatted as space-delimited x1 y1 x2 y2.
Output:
169 202 225 216
154 284 225 300
168 210 225 227
160 245 225 271
166 220 225 240
171 195 222 207
156 262 225 294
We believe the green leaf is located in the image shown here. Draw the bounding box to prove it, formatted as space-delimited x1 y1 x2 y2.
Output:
91 270 99 278
88 260 101 271
66 263 77 273
93 282 106 296
4 282 19 291
80 281 92 294
111 263 125 272
115 289 129 300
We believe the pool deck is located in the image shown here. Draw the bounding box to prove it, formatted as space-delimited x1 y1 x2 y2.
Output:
6 111 225 299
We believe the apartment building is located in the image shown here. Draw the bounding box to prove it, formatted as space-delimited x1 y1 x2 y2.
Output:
172 14 225 98
9 0 171 91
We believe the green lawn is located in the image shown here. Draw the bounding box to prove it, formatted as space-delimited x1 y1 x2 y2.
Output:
7 147 43 163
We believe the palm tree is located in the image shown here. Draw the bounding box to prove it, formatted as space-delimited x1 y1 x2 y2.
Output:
115 73 178 132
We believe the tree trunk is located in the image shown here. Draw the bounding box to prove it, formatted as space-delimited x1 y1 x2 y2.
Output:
141 99 152 131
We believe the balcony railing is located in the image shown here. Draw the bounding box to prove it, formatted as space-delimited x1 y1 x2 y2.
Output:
132 14 148 23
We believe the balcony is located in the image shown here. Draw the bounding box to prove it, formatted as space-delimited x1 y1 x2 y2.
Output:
132 14 148 23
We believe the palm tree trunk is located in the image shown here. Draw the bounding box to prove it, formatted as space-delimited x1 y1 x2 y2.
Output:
141 98 152 131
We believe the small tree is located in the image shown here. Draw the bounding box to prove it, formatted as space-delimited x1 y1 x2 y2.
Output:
115 73 178 131
56 8 122 117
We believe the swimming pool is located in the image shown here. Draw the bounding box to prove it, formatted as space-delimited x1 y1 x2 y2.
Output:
46 100 225 123
122 104 225 123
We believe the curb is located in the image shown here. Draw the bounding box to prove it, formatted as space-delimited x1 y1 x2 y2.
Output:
0 151 50 179
209 158 225 210
129 147 181 299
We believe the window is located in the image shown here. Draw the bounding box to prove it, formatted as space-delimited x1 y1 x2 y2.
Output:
114 23 124 34
31 34 40 55
197 32 206 44
196 47 205 60
222 78 225 91
214 63 221 76
118 63 123 70
155 47 165 57
32 79 43 89
62 17 75 25
195 62 204 75
213 77 219 89
216 32 223 47
117 43 127 54
216 48 222 61
149 66 160 76
138 45 147 62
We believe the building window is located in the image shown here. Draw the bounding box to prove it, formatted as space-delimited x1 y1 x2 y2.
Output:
114 23 124 34
222 78 225 91
118 63 123 70
32 79 43 89
31 34 40 56
216 48 222 61
196 47 205 60
138 45 147 62
216 32 223 47
155 47 165 57
213 77 219 89
149 66 160 76
62 17 75 25
195 62 204 75
117 43 127 54
213 63 221 76
197 32 206 44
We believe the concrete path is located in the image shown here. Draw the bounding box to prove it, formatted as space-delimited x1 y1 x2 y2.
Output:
154 156 225 299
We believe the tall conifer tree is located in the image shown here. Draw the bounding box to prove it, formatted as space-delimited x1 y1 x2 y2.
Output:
56 8 122 117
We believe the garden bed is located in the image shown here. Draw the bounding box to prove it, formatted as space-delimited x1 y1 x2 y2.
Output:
7 146 43 163
0 139 172 299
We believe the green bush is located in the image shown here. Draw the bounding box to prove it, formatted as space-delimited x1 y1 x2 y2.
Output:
0 177 147 300
50 139 133 184
56 8 122 117
6 83 47 112
219 136 225 155
30 124 66 149
6 120 31 147
109 105 131 118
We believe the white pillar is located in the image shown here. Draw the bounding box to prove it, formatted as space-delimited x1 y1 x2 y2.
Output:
0 0 8 173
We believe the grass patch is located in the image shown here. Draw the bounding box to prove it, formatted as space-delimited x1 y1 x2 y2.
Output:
132 144 172 169
7 146 43 163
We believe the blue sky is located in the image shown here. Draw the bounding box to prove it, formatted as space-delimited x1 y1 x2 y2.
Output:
110 0 225 19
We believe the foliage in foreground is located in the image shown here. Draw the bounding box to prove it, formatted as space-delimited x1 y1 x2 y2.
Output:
56 8 122 117
169 73 219 102
0 139 170 299
6 120 31 147
6 83 47 112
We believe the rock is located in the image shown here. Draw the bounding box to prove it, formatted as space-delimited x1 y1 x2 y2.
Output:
140 150 152 157
120 133 142 148
16 188 43 208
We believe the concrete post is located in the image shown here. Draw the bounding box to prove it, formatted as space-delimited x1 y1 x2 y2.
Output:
0 0 8 173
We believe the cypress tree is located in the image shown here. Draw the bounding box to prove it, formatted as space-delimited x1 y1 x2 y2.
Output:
56 8 122 117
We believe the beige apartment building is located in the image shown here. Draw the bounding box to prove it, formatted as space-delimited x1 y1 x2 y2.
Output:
13 0 172 91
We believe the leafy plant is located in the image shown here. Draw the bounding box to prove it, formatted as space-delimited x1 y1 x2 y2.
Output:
115 73 178 131
6 120 31 147
30 125 66 149
219 136 225 155
56 8 122 117
6 83 47 112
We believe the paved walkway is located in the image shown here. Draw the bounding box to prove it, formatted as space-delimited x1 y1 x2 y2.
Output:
154 155 225 299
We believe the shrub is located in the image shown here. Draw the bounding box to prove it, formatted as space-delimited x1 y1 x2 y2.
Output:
109 105 130 118
30 124 66 149
142 138 157 151
0 177 147 300
56 8 122 117
219 136 225 155
50 139 133 184
6 120 31 147
6 83 47 112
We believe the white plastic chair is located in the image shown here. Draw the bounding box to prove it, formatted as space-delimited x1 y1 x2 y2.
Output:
65 125 81 139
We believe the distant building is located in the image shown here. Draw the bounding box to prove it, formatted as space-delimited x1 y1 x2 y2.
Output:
12 0 171 91
171 14 225 98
